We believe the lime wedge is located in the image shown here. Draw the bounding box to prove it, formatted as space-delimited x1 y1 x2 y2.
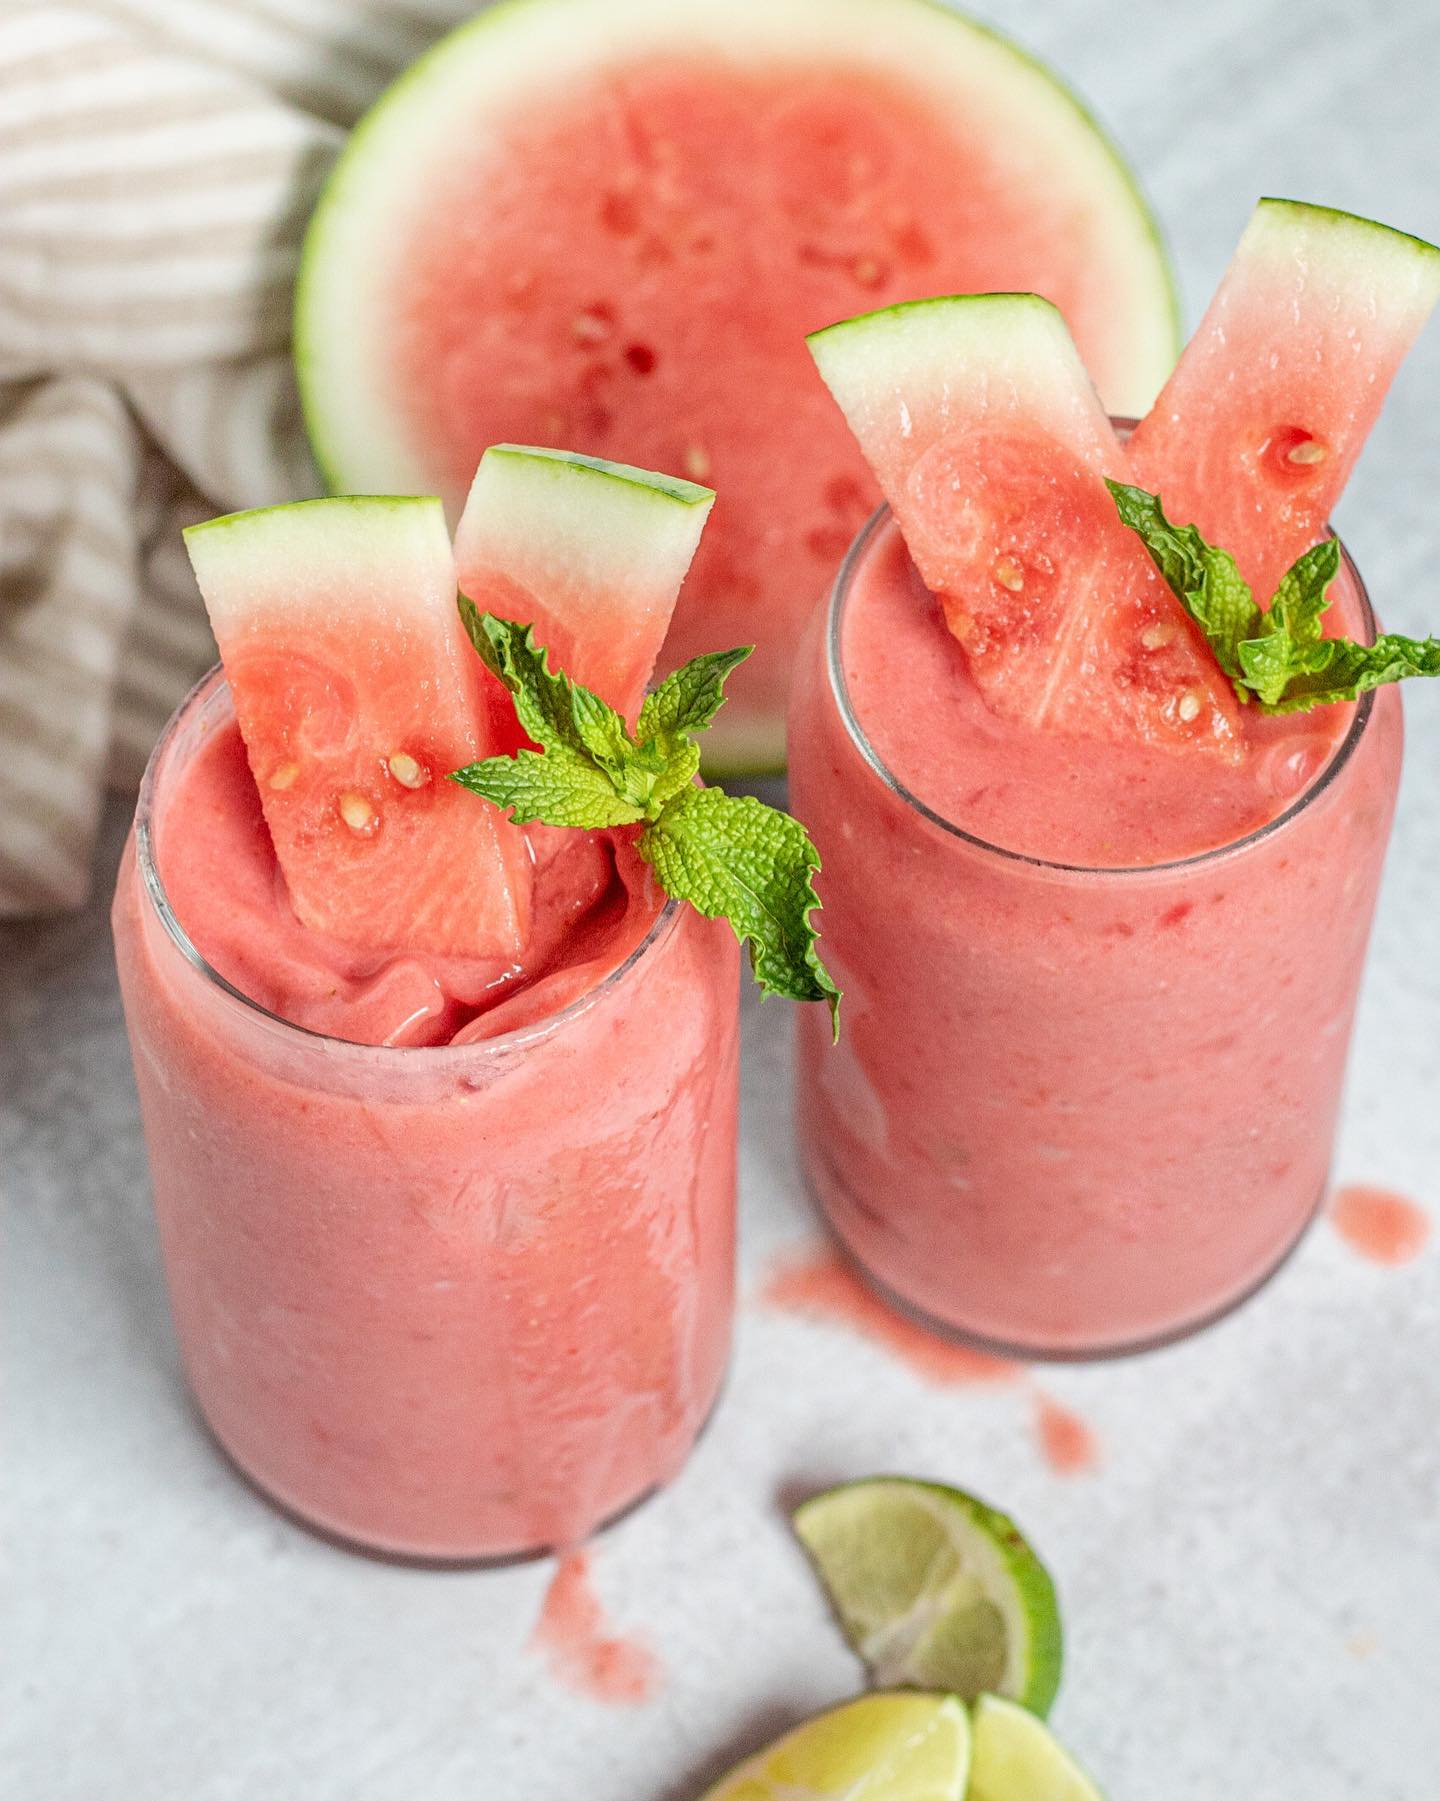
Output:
699 1693 971 1801
793 1479 1063 1716
968 1695 1104 1800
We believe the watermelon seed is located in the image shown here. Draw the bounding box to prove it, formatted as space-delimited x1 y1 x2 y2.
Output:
387 752 428 790
1140 621 1177 651
1286 437 1327 466
339 792 378 835
268 762 300 791
684 444 711 480
1177 691 1203 723
992 557 1025 592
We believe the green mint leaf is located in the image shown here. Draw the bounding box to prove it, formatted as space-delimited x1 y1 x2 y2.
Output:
1105 479 1260 693
450 749 645 829
1269 537 1340 646
457 598 632 772
638 786 841 1037
569 682 634 785
1240 631 1440 713
1237 537 1341 706
645 737 703 812
637 646 753 749
453 608 839 1027
1109 483 1440 714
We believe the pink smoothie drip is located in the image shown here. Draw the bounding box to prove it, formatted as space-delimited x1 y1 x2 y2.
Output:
1030 1392 1100 1476
157 720 658 1047
762 1248 1017 1384
532 1551 661 1706
1330 1185 1431 1265
762 1247 1103 1472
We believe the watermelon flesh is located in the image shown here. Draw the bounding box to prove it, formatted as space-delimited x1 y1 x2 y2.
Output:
184 497 532 963
296 0 1179 772
1129 199 1440 599
807 295 1244 756
454 444 714 726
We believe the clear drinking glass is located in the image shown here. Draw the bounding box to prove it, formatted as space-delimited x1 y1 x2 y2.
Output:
114 671 740 1559
787 507 1403 1358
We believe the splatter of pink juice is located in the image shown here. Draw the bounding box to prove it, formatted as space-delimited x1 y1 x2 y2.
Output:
1330 1185 1430 1265
763 1246 1103 1476
531 1551 660 1705
1031 1391 1100 1475
762 1248 1017 1384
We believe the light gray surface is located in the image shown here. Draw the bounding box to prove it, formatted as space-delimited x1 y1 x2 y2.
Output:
7 2 1440 1796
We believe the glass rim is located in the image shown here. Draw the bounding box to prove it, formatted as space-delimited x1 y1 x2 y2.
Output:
133 665 681 1060
826 503 1379 880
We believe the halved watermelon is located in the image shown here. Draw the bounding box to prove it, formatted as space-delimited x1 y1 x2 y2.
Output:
454 444 714 725
1128 199 1440 597
294 0 1178 774
807 295 1242 755
184 496 531 961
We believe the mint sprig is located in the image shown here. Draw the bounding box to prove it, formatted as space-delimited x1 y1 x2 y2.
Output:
1108 479 1440 712
451 602 840 1033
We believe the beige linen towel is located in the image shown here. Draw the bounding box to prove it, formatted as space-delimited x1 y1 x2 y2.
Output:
0 0 477 914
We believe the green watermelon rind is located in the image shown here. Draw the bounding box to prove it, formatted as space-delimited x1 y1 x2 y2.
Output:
457 444 718 717
482 444 715 511
182 496 453 621
293 0 1181 776
1252 196 1440 268
183 492 444 546
1242 200 1440 326
458 439 716 620
806 292 1091 401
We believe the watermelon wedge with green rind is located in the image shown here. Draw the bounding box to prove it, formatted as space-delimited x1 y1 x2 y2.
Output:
807 295 1243 756
455 445 714 726
1128 199 1440 598
294 0 1179 775
184 496 532 962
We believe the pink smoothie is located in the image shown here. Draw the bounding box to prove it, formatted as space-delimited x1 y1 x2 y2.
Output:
788 514 1402 1355
114 672 739 1557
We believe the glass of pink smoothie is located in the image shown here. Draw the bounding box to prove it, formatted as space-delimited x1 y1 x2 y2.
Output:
114 670 739 1560
787 507 1402 1358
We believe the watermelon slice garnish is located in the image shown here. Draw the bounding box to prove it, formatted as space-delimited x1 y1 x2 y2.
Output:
1128 199 1440 597
807 295 1243 755
184 496 532 962
294 0 1179 775
454 445 714 725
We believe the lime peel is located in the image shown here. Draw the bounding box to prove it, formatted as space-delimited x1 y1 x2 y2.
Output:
793 1478 1063 1717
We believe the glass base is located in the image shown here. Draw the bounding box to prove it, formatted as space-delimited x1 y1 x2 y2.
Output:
185 1374 729 1568
810 1177 1329 1364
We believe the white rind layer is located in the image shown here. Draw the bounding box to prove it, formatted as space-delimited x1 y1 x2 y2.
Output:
1240 197 1440 325
295 0 1177 502
807 294 1120 478
183 496 456 638
454 446 714 613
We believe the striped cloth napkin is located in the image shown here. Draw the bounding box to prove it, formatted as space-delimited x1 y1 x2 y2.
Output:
0 0 478 914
